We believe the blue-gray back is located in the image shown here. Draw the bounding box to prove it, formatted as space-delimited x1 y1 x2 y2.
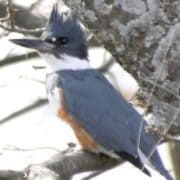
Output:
57 69 157 156
55 69 173 180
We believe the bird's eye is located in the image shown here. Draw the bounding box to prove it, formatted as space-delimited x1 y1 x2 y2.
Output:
46 37 68 45
56 37 68 45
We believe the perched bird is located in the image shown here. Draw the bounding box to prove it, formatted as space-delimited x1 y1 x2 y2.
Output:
10 2 173 180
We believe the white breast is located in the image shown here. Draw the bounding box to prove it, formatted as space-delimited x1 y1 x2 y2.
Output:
46 73 62 113
43 53 91 112
41 53 91 72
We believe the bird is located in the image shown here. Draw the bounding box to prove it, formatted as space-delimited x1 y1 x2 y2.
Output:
10 2 173 180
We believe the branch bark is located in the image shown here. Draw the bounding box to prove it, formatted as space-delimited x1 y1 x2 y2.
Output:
0 150 122 180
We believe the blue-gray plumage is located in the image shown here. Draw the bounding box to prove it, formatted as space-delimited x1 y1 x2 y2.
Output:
43 4 88 59
56 69 172 180
10 2 173 180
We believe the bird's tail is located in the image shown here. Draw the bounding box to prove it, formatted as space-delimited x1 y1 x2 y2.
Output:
138 149 173 180
151 152 173 180
117 152 151 176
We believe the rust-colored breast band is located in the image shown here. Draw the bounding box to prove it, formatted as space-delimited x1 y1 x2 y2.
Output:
57 90 99 151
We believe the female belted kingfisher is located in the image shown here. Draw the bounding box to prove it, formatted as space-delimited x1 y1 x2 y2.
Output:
10 2 173 180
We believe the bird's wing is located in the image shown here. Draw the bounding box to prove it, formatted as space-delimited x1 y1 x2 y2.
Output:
57 69 157 158
56 70 174 180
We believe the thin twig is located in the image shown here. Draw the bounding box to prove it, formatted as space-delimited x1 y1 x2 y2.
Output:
0 52 38 67
0 16 9 22
0 145 62 154
14 25 45 34
146 125 180 143
0 1 45 35
0 98 48 124
0 23 44 34
32 65 46 70
7 0 15 30
0 1 10 23
139 75 180 100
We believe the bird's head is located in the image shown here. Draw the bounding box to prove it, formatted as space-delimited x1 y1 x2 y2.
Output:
10 2 88 65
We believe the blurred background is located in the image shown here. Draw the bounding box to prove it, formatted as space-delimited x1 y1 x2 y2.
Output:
0 0 179 179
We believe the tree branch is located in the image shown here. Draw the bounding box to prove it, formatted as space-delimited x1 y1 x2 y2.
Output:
6 0 15 30
0 98 48 125
146 125 180 143
0 24 44 34
0 150 122 180
0 2 45 36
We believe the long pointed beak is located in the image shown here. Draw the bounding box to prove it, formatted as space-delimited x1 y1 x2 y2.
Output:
10 38 53 52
